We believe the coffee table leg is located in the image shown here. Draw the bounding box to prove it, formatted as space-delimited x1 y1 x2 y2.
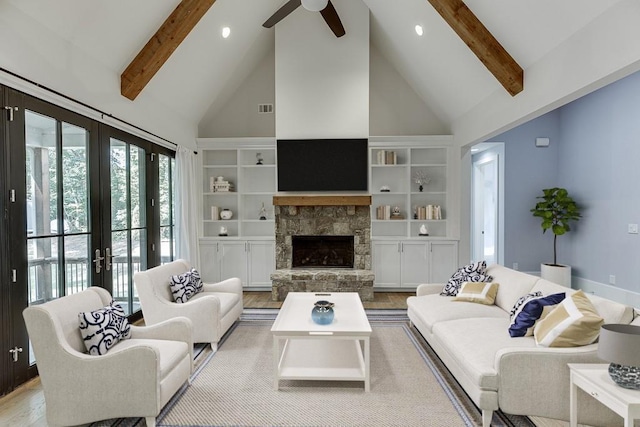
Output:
364 337 370 392
273 336 279 390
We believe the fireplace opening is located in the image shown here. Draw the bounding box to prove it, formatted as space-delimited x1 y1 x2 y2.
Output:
292 235 354 268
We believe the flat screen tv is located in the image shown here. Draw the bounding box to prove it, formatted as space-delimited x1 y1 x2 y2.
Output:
277 139 368 192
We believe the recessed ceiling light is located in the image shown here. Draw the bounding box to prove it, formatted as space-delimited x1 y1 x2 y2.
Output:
415 25 424 36
222 26 231 39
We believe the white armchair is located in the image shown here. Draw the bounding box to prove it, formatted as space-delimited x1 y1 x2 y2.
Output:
134 259 243 351
23 286 193 427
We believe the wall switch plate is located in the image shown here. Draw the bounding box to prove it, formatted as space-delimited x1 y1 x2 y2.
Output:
513 262 519 270
609 275 616 285
629 224 639 234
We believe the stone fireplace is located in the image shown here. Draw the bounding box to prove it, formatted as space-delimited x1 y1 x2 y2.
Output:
270 195 374 301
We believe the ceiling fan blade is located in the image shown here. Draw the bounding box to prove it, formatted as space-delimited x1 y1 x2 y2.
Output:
263 0 302 28
319 1 345 37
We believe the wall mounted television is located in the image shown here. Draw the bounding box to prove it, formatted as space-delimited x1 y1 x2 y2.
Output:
277 138 368 192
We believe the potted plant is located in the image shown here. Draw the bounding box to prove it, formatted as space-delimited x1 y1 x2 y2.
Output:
531 187 581 287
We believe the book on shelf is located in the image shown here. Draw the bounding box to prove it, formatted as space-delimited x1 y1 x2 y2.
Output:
376 205 391 220
416 205 443 220
376 150 397 165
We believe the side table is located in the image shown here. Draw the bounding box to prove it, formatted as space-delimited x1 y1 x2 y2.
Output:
569 363 640 427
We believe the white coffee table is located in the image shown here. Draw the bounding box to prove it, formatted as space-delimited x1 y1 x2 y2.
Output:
271 292 372 391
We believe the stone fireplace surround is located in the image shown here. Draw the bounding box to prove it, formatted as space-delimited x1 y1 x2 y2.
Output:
271 195 374 301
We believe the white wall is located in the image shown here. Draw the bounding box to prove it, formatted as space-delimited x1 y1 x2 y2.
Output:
275 0 370 139
0 2 197 148
369 45 449 136
198 44 276 138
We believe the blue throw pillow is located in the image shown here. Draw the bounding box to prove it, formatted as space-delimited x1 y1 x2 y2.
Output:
508 292 566 337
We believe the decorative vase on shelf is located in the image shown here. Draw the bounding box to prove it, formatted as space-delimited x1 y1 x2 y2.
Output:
220 209 233 220
311 300 334 325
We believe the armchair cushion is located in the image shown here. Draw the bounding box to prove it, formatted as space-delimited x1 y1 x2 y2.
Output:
169 268 203 303
78 301 131 355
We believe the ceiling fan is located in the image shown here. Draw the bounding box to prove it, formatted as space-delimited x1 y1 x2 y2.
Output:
263 0 345 38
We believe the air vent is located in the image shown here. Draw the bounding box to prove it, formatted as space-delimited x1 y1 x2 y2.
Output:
258 104 274 114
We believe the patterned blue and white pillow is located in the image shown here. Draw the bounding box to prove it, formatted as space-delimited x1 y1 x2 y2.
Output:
509 291 543 320
508 292 566 337
79 301 131 356
440 261 492 296
169 268 203 303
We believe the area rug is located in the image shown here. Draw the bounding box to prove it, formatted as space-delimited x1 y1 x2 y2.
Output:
94 310 534 427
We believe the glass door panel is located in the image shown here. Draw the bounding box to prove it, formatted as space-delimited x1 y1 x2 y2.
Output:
25 111 91 365
159 154 175 264
110 139 147 314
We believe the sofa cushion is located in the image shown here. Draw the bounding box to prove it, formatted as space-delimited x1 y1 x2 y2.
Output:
78 301 131 355
431 317 539 391
190 291 240 317
111 338 188 378
534 290 604 347
169 268 203 303
440 261 491 296
453 282 499 305
487 264 540 312
508 293 566 337
586 293 634 325
407 294 508 334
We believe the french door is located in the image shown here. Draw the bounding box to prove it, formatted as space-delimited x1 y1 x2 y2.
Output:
0 87 175 395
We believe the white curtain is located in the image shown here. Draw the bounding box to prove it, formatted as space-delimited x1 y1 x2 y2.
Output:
175 146 200 267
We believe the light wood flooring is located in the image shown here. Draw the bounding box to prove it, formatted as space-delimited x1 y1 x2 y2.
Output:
0 291 573 427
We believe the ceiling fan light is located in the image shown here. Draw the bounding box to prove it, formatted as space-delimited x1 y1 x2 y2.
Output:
301 0 328 12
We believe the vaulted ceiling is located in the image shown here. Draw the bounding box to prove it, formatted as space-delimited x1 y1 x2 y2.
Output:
2 0 640 147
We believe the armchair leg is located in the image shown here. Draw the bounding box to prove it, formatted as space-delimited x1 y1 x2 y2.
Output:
482 410 493 427
211 342 218 352
145 416 156 427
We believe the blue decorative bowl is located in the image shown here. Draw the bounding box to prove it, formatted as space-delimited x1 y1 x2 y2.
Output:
311 300 335 325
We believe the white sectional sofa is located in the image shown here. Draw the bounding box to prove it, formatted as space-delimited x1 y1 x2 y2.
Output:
407 264 635 427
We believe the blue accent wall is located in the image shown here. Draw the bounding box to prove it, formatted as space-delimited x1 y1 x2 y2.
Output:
492 70 640 293
491 111 561 272
558 71 640 292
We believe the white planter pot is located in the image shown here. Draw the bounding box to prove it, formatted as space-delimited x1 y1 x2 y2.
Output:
540 264 572 287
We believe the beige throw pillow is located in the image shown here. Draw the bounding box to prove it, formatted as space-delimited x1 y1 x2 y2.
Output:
534 290 604 347
453 282 499 305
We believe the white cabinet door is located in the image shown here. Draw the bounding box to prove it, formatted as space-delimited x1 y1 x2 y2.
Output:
248 241 275 287
429 241 459 283
219 241 248 285
400 242 429 288
199 241 221 282
372 241 401 288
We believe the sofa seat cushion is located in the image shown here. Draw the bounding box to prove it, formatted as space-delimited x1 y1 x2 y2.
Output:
432 317 538 391
407 294 508 334
190 291 240 317
111 339 188 378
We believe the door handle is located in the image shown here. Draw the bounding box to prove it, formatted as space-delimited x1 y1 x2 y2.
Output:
93 249 104 273
9 346 23 362
105 248 112 271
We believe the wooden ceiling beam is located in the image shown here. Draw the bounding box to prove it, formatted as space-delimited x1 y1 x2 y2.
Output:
120 0 217 101
426 0 523 96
